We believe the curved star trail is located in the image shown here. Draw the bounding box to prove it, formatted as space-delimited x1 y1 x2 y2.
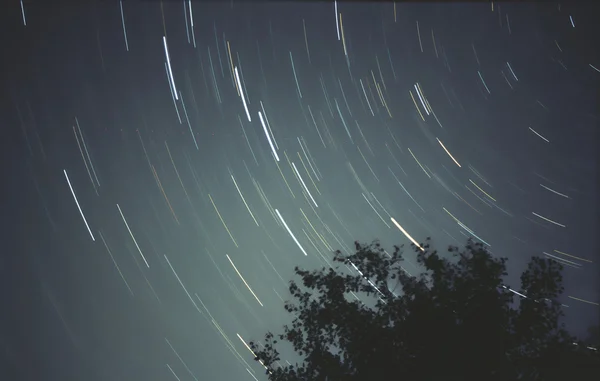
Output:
2 2 598 380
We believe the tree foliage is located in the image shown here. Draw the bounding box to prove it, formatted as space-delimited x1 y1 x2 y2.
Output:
250 238 599 381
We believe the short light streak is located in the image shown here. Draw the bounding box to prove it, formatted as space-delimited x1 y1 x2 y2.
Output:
188 0 196 48
119 1 129 51
335 99 353 144
362 193 390 228
260 101 279 150
501 71 513 89
416 21 423 53
414 84 429 116
339 13 348 57
231 174 259 226
258 111 279 161
501 285 527 299
151 164 179 224
164 254 204 313
99 231 134 296
554 249 593 263
238 115 258 165
237 333 269 371
298 137 320 181
208 194 239 248
235 66 251 122
247 369 260 380
469 179 496 202
356 146 378 182
506 62 518 81
543 252 581 267
72 125 96 193
275 209 308 256
63 169 95 241
20 0 26 26
292 162 318 208
179 91 199 150
443 207 491 246
568 296 598 306
289 51 303 98
303 19 311 64
296 153 321 195
390 217 424 252
478 71 491 94
500 286 570 309
165 338 199 381
228 42 239 95
388 167 425 212
359 78 375 116
166 364 181 381
165 62 182 123
334 0 340 40
409 90 425 121
117 204 150 267
468 164 493 188
75 117 101 188
407 148 431 179
436 138 461 167
183 4 190 44
163 36 178 100
529 127 549 142
226 254 263 307
275 158 295 198
532 212 566 228
457 188 485 215
307 105 326 148
347 259 385 297
540 184 569 199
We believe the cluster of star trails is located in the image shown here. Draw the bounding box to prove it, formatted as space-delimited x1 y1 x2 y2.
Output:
12 1 599 380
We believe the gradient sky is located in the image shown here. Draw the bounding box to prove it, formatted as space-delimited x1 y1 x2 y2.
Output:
1 2 599 381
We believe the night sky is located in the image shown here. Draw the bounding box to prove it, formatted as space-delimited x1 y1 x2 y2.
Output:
1 2 599 380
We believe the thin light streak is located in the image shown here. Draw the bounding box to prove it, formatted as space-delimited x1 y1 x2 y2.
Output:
63 169 95 241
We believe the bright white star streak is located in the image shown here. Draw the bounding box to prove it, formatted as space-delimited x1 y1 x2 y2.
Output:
390 217 424 252
258 111 279 161
436 137 461 167
235 66 251 122
334 1 340 40
275 209 308 256
291 162 318 208
188 0 196 48
63 169 95 241
20 0 26 26
163 36 178 100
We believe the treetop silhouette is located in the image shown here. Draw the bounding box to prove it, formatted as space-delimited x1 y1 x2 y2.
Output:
250 238 599 381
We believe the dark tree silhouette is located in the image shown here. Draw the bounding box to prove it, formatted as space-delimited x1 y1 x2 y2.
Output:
249 238 599 381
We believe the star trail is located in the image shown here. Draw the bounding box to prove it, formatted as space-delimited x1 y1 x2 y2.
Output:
1 2 599 381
